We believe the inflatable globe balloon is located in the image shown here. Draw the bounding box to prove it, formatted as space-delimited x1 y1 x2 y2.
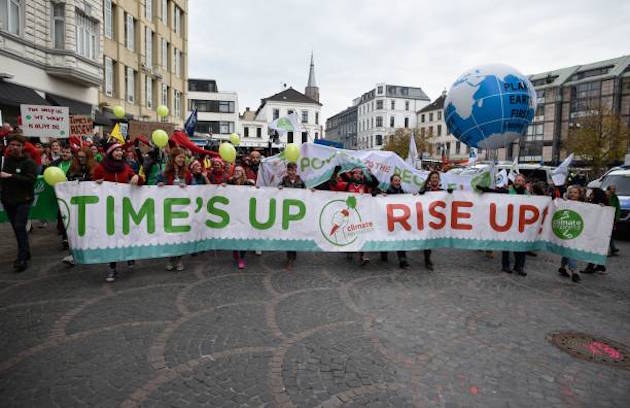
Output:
284 143 300 163
151 129 169 148
43 166 67 186
229 133 240 146
444 64 536 149
156 104 169 118
219 142 236 163
113 105 125 119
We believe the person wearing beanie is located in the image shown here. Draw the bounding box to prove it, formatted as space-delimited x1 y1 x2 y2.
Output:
189 160 210 185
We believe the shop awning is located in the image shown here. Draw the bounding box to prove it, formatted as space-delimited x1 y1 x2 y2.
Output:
0 81 50 107
93 109 133 126
45 93 93 115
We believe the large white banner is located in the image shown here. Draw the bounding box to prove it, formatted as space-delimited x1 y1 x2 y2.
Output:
258 143 489 193
55 182 614 265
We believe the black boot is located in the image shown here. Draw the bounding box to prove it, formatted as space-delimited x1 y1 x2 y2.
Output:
558 267 570 277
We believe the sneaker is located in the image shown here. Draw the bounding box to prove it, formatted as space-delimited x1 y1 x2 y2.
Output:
105 268 117 283
166 262 174 271
526 251 537 257
514 268 527 276
380 253 388 262
399 259 409 269
360 257 370 267
580 266 595 274
176 260 184 271
127 260 135 269
571 273 581 283
62 239 69 250
425 261 434 271
62 255 75 267
502 267 512 274
13 260 28 273
285 259 294 271
254 250 262 256
237 259 246 269
558 267 570 277
594 265 607 274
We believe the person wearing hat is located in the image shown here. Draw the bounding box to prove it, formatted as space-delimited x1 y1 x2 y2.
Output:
189 160 210 185
93 141 143 282
1 133 38 272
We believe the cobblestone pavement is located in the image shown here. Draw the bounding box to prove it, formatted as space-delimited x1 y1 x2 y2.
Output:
1 223 629 408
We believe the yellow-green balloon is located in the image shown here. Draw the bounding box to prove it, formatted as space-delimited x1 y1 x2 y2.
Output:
152 129 169 148
284 143 300 163
113 105 125 119
229 133 240 146
157 104 169 118
219 142 236 163
43 166 67 186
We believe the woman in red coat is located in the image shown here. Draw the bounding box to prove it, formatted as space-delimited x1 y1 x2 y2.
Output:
93 142 143 282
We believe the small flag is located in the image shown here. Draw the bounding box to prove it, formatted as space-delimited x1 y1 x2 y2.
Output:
495 169 509 188
508 157 519 182
109 123 125 145
184 109 198 138
269 112 302 135
407 134 419 168
551 153 574 186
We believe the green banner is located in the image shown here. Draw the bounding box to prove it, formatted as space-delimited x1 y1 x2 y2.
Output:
0 176 59 222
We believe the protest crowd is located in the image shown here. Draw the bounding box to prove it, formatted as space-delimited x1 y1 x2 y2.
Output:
0 122 623 285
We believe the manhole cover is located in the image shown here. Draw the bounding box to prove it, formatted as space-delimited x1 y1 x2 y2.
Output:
547 331 630 370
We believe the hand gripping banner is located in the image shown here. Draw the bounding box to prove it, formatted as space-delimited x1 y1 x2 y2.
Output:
54 182 615 265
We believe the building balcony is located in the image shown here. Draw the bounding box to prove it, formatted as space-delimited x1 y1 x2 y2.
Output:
45 52 103 87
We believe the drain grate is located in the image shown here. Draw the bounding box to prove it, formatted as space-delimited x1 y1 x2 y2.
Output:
547 331 630 370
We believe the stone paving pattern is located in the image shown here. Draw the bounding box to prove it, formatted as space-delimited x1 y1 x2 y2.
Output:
0 223 629 407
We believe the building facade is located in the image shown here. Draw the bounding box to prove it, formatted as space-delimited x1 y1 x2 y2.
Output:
238 107 268 149
99 0 188 126
324 105 357 149
417 91 469 161
186 78 238 143
354 83 430 150
0 0 103 124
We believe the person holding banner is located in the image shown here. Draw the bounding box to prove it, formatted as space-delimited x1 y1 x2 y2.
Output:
419 171 449 271
580 188 610 275
380 174 410 269
208 158 228 185
1 133 38 272
244 151 262 184
502 174 529 276
158 148 192 272
557 185 584 283
228 165 254 269
49 144 73 249
189 160 210 185
279 162 306 270
94 142 143 282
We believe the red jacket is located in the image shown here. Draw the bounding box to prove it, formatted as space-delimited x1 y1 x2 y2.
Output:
160 171 192 185
330 180 371 194
93 162 142 184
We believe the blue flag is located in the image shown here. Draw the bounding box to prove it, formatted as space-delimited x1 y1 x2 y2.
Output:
184 109 197 137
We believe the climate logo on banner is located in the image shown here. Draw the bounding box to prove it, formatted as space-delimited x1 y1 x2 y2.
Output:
552 209 584 240
318 196 373 247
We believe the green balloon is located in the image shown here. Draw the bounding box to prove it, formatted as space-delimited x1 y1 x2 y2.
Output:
43 166 67 186
219 142 236 163
157 104 169 118
151 129 169 148
113 105 125 119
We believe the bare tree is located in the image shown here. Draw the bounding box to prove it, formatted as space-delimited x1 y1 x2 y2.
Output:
382 128 433 159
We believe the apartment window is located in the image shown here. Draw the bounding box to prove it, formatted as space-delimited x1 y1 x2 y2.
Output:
162 83 168 106
301 132 308 143
174 48 181 77
377 86 383 94
404 117 409 128
244 127 249 138
370 117 373 128
104 57 113 96
126 66 135 102
298 110 308 124
174 6 180 34
273 109 279 120
144 27 152 66
0 0 22 35
455 142 461 154
218 101 234 113
376 116 383 127
125 13 135 51
52 2 65 49
288 109 294 115
315 112 319 125
391 100 395 110
256 127 261 138
376 100 383 110
446 142 451 155
437 125 442 136
145 0 152 19
161 0 167 23
405 101 409 111
371 101 374 111
104 0 112 38
315 132 319 139
76 10 97 60
421 114 425 123
376 135 383 145
390 116 394 127
161 38 167 69
145 76 152 108
174 90 181 117
429 112 433 121
287 132 293 143
437 111 442 121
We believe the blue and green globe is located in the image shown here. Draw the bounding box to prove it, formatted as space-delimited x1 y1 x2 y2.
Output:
444 64 537 149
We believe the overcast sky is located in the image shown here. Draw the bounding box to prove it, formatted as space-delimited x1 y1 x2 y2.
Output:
189 0 630 122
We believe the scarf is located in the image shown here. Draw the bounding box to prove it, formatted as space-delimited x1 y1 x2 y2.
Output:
102 156 126 173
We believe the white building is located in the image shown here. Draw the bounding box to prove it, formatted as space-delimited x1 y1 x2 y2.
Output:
238 107 268 149
0 0 103 124
417 91 469 161
355 83 430 150
186 79 239 144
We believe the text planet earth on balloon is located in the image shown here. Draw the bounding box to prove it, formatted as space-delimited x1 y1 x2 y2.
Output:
444 64 537 149
152 129 169 148
219 142 236 163
43 166 67 186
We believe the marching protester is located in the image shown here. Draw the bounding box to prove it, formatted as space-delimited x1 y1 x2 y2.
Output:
244 150 261 184
49 144 73 249
278 162 305 270
419 170 449 271
228 165 254 269
126 148 140 173
557 185 584 283
138 146 166 185
93 141 143 282
1 133 38 272
208 158 228 184
606 185 620 256
158 148 192 272
380 174 410 269
580 188 610 275
189 160 210 185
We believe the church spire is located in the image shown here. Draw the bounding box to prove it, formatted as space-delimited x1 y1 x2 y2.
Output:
305 52 319 102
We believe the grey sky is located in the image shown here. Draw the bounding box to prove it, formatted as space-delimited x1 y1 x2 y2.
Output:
189 0 630 122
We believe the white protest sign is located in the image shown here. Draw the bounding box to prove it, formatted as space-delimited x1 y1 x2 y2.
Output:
20 104 70 138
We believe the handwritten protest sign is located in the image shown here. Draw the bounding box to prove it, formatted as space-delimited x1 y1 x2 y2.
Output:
20 104 70 138
70 115 93 138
